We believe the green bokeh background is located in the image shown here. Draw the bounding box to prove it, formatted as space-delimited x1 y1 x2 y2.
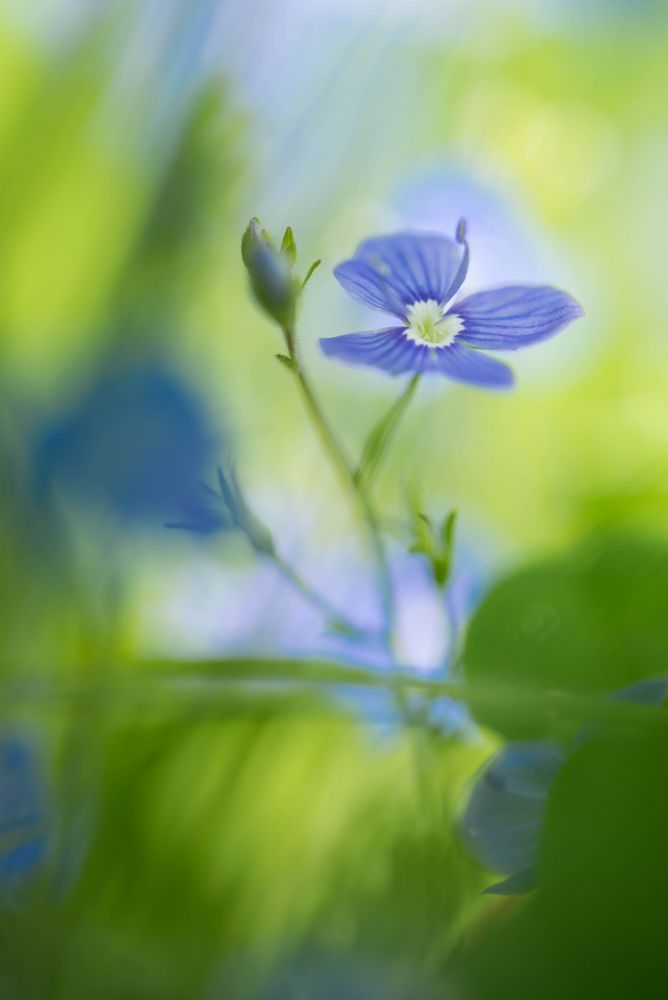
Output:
2 1 668 996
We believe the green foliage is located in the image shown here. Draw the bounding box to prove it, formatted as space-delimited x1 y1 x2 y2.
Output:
1 1 668 996
463 533 668 737
408 508 457 589
280 225 297 265
301 257 321 290
453 721 668 999
0 676 489 998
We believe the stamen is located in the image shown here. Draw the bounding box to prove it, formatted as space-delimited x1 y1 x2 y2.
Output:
405 300 463 347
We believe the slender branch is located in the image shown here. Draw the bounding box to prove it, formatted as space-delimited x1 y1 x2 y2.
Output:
279 324 431 807
282 325 395 642
354 374 420 487
443 590 463 674
271 550 378 641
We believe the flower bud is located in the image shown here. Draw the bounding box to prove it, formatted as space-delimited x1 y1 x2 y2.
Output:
241 217 272 268
241 218 297 328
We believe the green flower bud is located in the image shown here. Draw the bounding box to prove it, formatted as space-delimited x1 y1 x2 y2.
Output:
241 218 297 328
408 506 458 590
241 217 272 268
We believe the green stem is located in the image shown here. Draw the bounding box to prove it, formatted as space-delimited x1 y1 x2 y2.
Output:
282 326 395 643
354 374 420 487
280 325 431 807
271 551 377 641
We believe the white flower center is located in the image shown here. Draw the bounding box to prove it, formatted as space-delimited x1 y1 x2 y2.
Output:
405 299 463 347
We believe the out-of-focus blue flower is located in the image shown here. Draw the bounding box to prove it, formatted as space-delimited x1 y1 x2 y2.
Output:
460 739 563 896
33 358 219 528
320 222 583 387
0 731 48 895
460 678 668 895
168 459 275 555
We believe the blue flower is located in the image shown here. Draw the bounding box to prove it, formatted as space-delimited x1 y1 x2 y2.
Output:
0 731 49 896
460 677 668 895
32 357 220 527
320 221 583 387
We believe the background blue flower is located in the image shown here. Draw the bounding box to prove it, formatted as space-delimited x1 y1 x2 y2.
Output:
0 731 49 896
32 355 221 530
460 677 668 895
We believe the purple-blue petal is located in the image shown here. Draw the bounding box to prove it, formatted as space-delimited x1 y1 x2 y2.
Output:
333 260 407 319
434 342 514 388
335 231 468 316
453 285 584 350
320 328 423 375
319 329 514 387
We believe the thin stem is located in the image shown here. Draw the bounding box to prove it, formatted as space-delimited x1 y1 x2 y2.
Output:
280 324 431 807
271 551 377 641
443 589 463 675
354 374 421 487
282 326 395 642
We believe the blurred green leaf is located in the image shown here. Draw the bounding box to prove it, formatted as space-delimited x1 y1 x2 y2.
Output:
454 725 668 999
463 533 668 737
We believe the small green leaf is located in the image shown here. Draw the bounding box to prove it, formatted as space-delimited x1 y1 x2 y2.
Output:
275 353 298 372
433 555 451 588
301 258 321 290
280 225 297 265
442 509 457 550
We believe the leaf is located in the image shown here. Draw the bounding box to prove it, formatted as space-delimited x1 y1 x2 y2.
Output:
280 225 297 265
275 353 298 372
301 258 321 290
462 532 668 738
442 509 457 550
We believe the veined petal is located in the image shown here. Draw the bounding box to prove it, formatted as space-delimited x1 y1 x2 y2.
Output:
454 285 584 350
434 342 514 388
333 260 407 318
320 329 513 387
336 231 468 315
319 328 424 375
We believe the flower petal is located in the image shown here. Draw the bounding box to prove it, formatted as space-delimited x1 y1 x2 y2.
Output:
460 741 564 877
610 677 668 708
434 342 514 388
319 328 423 375
454 285 584 350
336 231 468 315
320 330 514 385
333 260 407 319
